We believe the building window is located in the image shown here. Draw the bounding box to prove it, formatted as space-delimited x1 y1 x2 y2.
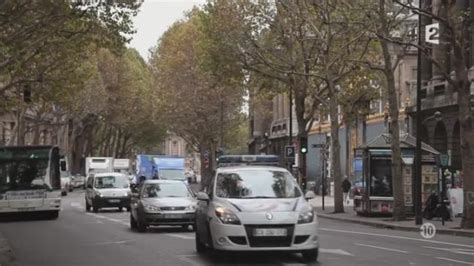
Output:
411 67 417 80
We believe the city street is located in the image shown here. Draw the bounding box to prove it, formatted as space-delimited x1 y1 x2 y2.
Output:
0 190 472 266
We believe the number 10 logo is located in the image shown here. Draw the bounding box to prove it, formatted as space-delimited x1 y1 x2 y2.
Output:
420 222 437 239
426 23 440 45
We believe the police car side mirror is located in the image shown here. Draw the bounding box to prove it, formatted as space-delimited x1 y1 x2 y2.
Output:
305 191 316 200
197 192 210 202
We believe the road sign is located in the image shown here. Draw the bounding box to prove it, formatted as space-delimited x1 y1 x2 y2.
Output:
285 146 295 158
426 23 440 45
440 154 450 167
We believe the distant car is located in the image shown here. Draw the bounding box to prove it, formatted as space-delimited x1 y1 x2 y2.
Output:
85 172 131 213
60 175 72 196
130 180 197 232
350 179 366 198
195 166 319 262
71 174 86 189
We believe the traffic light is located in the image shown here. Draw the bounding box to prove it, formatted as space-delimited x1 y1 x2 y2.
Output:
299 137 308 154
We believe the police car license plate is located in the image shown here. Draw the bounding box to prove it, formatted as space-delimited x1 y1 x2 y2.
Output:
163 214 182 219
109 199 120 203
253 228 287 237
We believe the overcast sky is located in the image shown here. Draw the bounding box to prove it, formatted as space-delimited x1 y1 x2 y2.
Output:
129 0 206 61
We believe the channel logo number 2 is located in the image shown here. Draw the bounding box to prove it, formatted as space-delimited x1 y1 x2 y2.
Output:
425 23 440 45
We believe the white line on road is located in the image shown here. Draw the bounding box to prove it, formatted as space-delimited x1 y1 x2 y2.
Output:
354 243 409 254
176 255 201 266
70 202 82 208
423 246 474 256
319 228 474 248
435 257 474 265
87 239 135 246
166 234 195 240
320 248 353 256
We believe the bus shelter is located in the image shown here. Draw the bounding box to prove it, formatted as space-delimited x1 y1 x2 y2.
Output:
353 134 440 216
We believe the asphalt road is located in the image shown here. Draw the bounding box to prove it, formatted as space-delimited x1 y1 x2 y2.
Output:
0 190 473 266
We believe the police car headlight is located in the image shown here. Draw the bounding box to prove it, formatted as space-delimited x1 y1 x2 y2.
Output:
143 204 160 213
298 207 314 224
215 206 241 225
95 191 103 198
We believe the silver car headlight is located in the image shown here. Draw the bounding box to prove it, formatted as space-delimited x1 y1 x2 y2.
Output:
95 191 103 198
298 207 315 224
185 203 197 211
143 204 160 213
215 206 241 225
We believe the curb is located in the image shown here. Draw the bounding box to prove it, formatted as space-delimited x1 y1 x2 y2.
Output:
316 212 474 238
0 233 14 266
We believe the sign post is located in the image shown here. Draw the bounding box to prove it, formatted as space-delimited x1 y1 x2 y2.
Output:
285 146 295 159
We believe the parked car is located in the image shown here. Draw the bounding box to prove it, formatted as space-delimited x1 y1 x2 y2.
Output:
85 172 131 213
71 174 86 189
195 166 319 262
60 174 72 196
130 180 197 232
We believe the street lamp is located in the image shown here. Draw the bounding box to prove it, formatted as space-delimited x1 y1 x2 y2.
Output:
423 111 442 124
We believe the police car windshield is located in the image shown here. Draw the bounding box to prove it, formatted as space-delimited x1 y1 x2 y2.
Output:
215 169 301 199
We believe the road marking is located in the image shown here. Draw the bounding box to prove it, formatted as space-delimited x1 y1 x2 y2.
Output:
177 255 201 266
84 212 128 226
166 233 195 240
423 246 474 256
70 202 82 208
87 239 135 246
354 243 409 254
435 257 474 265
320 248 353 256
319 228 474 248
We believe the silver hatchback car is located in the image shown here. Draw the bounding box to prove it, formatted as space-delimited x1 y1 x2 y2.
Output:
195 166 318 262
130 180 197 232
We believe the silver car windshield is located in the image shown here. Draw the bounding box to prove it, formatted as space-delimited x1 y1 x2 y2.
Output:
143 183 191 198
94 175 128 189
215 169 302 199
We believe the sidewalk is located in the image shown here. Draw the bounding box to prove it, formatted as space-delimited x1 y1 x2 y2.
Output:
0 232 14 266
309 196 474 238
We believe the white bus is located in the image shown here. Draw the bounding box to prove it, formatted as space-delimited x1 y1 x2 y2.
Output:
0 145 62 219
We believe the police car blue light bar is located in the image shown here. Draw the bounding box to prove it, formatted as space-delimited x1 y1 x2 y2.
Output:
217 155 280 167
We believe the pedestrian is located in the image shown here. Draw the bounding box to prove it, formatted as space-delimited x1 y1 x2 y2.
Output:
342 177 351 204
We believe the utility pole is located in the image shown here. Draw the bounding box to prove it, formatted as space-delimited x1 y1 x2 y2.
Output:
288 90 293 172
220 97 224 150
415 9 424 226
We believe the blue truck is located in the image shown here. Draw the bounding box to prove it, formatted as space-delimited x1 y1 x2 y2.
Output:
135 155 186 183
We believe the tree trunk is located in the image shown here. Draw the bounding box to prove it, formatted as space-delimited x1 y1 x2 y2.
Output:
199 143 215 191
294 86 308 187
378 0 405 220
328 90 344 213
381 40 405 221
114 129 122 158
120 135 130 158
453 42 474 229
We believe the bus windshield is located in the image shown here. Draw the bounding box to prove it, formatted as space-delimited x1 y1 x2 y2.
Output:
0 159 50 192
